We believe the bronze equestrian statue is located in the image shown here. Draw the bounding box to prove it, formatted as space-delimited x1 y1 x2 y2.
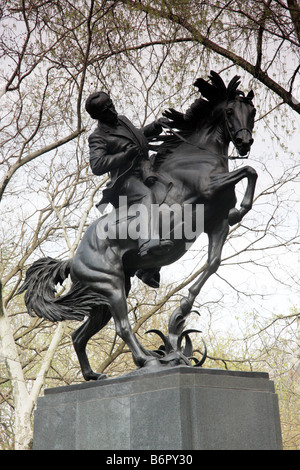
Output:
18 72 257 381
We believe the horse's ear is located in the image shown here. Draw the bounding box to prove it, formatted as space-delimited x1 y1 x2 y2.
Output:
247 90 254 101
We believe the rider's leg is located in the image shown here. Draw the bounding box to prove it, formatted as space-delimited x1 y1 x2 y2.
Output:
124 177 173 257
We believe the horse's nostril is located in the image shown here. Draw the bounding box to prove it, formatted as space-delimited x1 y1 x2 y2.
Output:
236 137 243 145
249 138 254 145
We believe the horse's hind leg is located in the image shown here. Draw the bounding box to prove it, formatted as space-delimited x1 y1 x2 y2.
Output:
107 284 152 369
166 218 229 363
71 305 111 381
188 218 229 305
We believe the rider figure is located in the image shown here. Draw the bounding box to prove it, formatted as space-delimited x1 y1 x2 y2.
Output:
85 91 173 263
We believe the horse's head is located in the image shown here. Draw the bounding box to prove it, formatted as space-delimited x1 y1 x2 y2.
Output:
225 92 256 156
193 71 256 157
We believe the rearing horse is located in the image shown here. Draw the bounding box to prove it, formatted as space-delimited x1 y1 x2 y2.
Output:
18 72 257 380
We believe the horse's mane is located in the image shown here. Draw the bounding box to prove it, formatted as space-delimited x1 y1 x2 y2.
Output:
150 71 245 166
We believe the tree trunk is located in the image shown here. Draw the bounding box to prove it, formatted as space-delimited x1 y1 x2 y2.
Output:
0 303 33 449
0 283 67 449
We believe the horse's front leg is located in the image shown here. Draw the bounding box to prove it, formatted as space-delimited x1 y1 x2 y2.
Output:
209 165 257 225
229 166 257 225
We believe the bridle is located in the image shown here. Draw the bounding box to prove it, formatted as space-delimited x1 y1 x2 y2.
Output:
225 118 253 145
223 98 254 159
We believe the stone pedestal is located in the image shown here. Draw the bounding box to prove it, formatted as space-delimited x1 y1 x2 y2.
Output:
33 367 282 450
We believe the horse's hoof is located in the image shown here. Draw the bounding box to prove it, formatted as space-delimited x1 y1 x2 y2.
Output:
96 373 107 381
143 357 164 370
83 371 107 381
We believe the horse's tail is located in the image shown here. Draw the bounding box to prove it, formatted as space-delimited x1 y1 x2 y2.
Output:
17 257 110 322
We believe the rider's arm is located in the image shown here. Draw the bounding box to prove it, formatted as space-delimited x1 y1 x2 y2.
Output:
142 120 163 139
88 131 134 176
142 118 168 139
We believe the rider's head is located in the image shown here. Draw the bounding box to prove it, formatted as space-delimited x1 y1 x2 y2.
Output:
85 92 118 124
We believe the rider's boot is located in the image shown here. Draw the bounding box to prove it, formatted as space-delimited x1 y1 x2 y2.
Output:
135 268 160 288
